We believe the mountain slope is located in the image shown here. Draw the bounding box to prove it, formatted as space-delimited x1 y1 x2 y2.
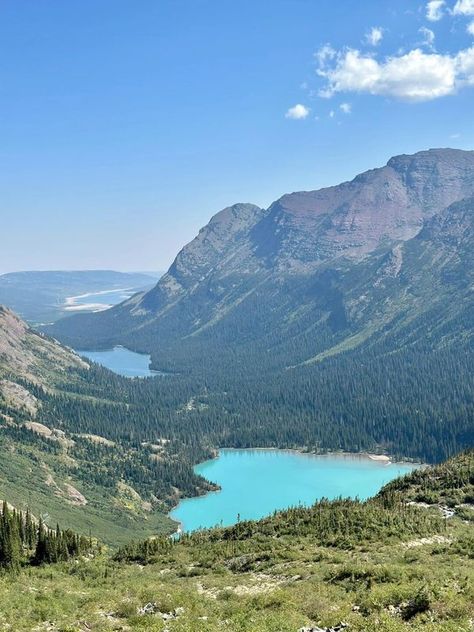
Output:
47 149 474 371
41 149 474 464
0 307 216 544
0 306 87 385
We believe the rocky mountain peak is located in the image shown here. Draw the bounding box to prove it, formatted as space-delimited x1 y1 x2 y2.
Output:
0 305 28 338
170 202 265 280
386 147 474 171
45 148 474 353
135 202 265 314
252 148 474 272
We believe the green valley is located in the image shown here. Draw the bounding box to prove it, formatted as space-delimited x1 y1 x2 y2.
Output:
0 150 473 631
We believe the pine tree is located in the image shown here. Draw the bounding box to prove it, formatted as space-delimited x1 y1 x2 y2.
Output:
0 502 21 571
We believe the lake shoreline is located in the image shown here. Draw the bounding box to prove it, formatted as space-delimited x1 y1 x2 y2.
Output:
64 287 136 312
168 447 421 535
75 345 164 378
191 446 423 469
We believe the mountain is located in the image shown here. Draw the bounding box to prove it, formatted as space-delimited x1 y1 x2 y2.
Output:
42 149 474 464
0 269 161 325
47 149 474 368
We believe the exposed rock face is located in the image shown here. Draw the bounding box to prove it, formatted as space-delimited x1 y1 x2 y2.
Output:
133 202 266 316
254 148 474 272
0 306 88 387
298 624 348 632
45 149 474 362
0 380 38 415
64 483 87 506
132 149 474 314
418 195 474 246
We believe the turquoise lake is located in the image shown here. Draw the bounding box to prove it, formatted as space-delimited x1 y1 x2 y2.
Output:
170 449 417 532
76 346 161 378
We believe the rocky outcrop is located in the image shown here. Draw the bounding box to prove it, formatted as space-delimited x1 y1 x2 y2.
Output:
136 202 265 316
0 380 38 415
256 149 474 272
0 305 88 386
299 624 348 632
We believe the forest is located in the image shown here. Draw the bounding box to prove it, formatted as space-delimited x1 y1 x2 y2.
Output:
0 501 92 572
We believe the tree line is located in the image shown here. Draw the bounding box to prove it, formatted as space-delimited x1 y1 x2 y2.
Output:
0 501 93 572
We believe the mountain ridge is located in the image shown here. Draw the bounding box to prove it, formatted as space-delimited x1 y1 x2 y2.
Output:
46 148 474 364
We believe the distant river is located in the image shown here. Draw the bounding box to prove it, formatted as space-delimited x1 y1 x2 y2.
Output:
76 346 162 378
170 449 418 532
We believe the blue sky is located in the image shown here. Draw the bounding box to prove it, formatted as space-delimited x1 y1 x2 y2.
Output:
1 0 473 272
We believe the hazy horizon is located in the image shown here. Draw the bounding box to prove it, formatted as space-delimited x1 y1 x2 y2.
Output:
1 0 473 272
0 268 165 275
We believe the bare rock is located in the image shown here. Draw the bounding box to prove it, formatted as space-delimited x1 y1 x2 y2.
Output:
299 624 348 632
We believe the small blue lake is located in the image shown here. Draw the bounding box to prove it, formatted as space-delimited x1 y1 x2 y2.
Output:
76 346 162 378
170 449 418 532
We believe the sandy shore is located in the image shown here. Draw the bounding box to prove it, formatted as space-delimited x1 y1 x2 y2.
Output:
366 453 391 463
64 287 133 312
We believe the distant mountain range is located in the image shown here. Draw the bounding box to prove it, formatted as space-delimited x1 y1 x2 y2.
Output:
47 149 474 368
0 270 161 325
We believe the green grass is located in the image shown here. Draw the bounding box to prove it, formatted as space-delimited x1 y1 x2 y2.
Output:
0 452 472 630
380 450 474 506
0 517 472 631
0 436 175 546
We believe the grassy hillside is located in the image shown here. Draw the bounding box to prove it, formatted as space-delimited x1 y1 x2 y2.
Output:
380 450 474 509
0 451 472 631
0 307 213 544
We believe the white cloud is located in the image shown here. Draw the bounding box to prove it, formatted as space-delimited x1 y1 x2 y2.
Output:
366 27 384 46
453 0 474 15
314 44 336 66
329 110 335 118
426 0 445 21
468 19 474 34
316 46 474 101
455 46 474 85
339 102 352 114
419 26 435 48
285 104 310 119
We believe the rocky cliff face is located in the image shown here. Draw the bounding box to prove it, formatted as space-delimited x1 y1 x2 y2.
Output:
134 148 474 314
136 203 265 315
418 195 474 246
0 305 89 423
46 148 474 362
0 306 87 386
252 148 474 272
